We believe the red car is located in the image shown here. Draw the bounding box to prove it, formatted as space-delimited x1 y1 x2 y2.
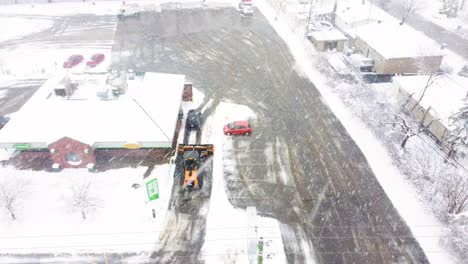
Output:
86 53 105 67
63 55 83 68
224 120 252 136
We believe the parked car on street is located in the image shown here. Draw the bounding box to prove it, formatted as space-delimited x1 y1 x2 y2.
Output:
186 109 201 130
224 120 252 136
86 54 105 67
63 55 83 68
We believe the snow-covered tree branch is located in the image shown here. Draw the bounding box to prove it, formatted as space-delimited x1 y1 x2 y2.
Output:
442 173 468 214
440 0 459 17
398 0 424 25
69 179 101 220
382 114 436 150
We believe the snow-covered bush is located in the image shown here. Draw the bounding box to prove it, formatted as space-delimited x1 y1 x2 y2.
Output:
68 179 102 220
441 172 468 215
442 213 468 259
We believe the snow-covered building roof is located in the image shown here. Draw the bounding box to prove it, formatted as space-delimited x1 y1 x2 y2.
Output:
0 72 185 149
393 75 468 126
307 28 347 41
354 21 444 59
336 1 443 59
336 3 381 26
335 2 384 38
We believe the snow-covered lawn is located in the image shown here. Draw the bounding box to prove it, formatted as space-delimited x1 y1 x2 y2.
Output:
0 1 124 16
256 0 462 262
201 101 286 264
0 165 173 253
0 17 53 43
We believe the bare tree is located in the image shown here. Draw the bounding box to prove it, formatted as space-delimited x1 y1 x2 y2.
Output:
409 72 445 111
399 0 423 25
383 114 436 150
0 176 29 220
70 180 101 220
412 144 450 180
442 173 468 214
440 0 459 17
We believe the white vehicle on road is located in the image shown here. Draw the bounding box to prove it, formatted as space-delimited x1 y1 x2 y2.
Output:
239 0 254 15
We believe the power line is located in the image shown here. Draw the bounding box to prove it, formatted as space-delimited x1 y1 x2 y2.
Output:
0 228 448 240
0 243 455 257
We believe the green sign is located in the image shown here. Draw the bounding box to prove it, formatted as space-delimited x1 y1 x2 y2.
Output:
13 143 30 150
146 178 159 201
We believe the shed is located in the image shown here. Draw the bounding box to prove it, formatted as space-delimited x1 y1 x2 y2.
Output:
307 28 347 52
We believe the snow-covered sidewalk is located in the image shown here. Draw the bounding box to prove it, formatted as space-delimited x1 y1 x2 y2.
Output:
255 0 460 262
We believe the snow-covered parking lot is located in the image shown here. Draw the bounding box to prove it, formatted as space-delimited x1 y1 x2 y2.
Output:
1 0 468 263
0 17 52 43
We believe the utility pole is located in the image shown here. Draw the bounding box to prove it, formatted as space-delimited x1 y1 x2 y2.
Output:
331 0 338 25
306 0 314 35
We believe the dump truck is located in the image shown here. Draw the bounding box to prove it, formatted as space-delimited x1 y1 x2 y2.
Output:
177 144 214 191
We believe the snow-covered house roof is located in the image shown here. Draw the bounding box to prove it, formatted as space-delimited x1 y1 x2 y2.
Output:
307 28 347 42
336 2 443 59
336 5 380 27
0 72 185 149
335 2 383 38
393 75 468 126
354 21 444 59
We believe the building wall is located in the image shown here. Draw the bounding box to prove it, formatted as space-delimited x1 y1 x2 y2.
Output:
353 36 384 65
336 40 345 52
314 40 326 51
353 36 443 75
376 56 443 75
310 38 346 52
95 148 170 163
48 137 96 168
183 83 193 102
13 150 53 171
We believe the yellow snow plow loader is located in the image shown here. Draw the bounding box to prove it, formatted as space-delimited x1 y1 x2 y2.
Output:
177 144 214 191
